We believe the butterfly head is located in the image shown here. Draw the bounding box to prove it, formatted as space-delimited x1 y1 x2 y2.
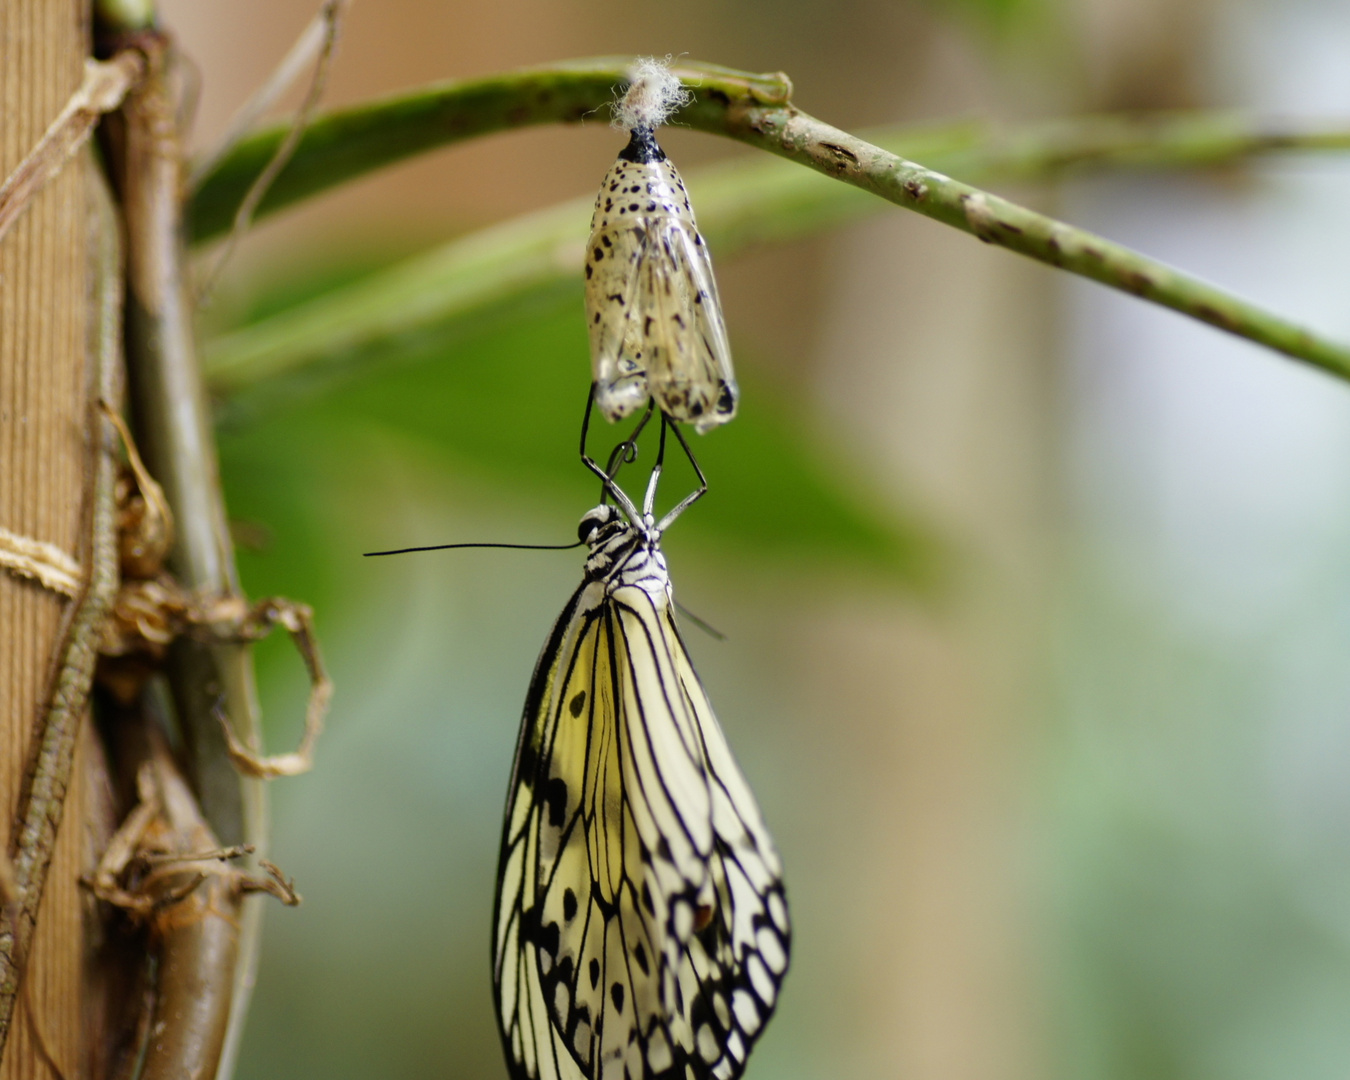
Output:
579 503 661 585
577 504 622 544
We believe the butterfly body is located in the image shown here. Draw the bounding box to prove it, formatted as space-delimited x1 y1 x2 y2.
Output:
493 500 788 1080
585 128 738 434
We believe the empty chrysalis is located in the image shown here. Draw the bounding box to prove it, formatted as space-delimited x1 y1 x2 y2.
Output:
586 58 739 434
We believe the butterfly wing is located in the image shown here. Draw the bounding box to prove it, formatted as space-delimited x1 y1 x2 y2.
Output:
494 581 596 1080
625 591 789 1078
494 571 788 1080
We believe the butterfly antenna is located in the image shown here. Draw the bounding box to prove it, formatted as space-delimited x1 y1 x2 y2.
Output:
363 539 583 557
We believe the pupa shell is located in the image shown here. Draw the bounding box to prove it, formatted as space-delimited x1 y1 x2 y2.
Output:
585 128 738 433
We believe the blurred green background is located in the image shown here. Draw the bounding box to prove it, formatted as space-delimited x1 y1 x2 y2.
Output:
166 0 1350 1077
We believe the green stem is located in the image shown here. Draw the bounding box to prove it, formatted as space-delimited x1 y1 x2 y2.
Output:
188 58 792 243
189 60 1350 246
203 109 1350 411
192 58 1350 391
722 104 1350 381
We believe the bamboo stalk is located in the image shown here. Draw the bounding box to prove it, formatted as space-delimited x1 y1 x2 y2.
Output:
0 1 100 1073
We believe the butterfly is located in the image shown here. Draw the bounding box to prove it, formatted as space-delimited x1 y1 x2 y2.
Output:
492 402 788 1080
584 124 739 435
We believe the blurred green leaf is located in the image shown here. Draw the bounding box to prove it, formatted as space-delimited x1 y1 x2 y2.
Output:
216 275 937 598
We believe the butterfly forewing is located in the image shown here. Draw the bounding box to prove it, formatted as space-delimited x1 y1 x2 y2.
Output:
493 511 788 1080
585 145 738 433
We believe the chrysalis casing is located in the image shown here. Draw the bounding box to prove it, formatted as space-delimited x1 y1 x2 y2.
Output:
585 127 738 433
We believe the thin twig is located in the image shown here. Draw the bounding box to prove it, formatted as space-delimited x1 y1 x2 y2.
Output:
187 59 1350 243
723 102 1350 382
195 0 350 298
189 0 350 186
0 52 143 247
0 166 125 1048
200 107 1350 415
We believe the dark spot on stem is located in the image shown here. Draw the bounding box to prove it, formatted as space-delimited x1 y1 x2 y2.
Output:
1194 303 1237 331
819 141 859 167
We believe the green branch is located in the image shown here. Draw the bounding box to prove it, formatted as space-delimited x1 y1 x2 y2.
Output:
189 59 792 242
196 59 1350 395
190 58 1350 245
204 119 1350 408
723 104 1350 382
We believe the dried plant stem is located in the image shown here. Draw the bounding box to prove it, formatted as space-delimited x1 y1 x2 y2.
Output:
110 31 267 1076
0 51 143 246
195 0 350 297
0 165 123 1050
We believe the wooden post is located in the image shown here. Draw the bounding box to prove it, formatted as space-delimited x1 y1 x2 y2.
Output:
0 2 106 1076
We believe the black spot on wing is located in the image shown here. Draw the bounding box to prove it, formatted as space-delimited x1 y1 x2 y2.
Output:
546 777 569 828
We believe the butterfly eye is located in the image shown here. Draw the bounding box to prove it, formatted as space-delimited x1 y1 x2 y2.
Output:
577 506 613 543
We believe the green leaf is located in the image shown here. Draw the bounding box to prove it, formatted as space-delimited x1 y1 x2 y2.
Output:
217 280 938 593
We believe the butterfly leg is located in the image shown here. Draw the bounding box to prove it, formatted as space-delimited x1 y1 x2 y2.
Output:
604 404 653 480
654 416 708 533
580 382 652 519
641 417 670 521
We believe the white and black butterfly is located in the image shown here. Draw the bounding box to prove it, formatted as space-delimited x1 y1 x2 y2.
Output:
585 126 739 434
492 405 788 1080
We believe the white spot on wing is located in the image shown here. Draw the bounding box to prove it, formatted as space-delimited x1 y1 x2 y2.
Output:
748 954 775 1004
733 990 761 1035
758 927 787 974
